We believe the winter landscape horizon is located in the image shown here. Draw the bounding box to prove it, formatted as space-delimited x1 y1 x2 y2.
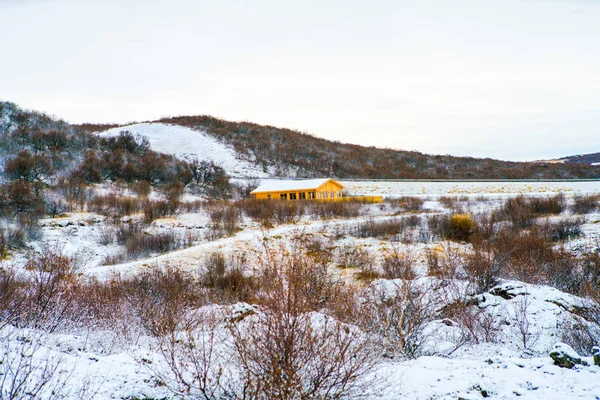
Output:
2 1 600 399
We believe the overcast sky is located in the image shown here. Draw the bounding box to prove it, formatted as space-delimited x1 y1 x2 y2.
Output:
1 0 599 161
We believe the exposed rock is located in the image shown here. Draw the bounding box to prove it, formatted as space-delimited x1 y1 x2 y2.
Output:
592 346 600 367
490 286 518 300
549 343 589 368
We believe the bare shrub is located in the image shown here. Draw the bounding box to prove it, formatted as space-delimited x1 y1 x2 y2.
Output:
0 328 72 400
359 279 437 359
228 247 380 399
495 194 566 229
237 198 276 227
441 299 504 345
309 200 362 220
0 180 46 220
162 181 184 207
143 199 175 222
115 223 182 260
544 249 583 294
0 248 81 332
120 264 201 337
540 217 584 242
131 180 151 198
559 312 600 356
151 310 233 400
512 292 540 350
353 218 406 239
381 244 416 280
571 194 600 214
463 239 505 293
494 195 535 228
273 200 306 224
89 193 141 217
386 196 424 212
199 252 257 303
427 213 475 242
492 228 554 284
425 245 463 280
207 202 241 238
335 244 374 270
529 193 567 215
438 196 458 210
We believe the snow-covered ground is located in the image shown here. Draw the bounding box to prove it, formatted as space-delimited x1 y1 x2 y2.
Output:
340 180 600 197
99 123 269 177
3 183 600 399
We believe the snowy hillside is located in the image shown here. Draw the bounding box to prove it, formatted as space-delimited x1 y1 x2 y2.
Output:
98 123 269 178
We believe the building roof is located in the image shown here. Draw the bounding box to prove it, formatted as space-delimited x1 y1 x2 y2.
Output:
250 178 344 194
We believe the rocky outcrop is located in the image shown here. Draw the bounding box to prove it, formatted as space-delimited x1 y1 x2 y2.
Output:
549 343 589 368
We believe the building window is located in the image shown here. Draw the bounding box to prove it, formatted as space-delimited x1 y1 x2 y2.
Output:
331 191 335 198
337 191 342 198
309 192 315 199
280 193 287 200
267 194 271 199
299 192 306 199
290 192 297 200
324 192 328 199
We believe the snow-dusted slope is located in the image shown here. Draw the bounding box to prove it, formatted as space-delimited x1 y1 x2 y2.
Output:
98 123 268 177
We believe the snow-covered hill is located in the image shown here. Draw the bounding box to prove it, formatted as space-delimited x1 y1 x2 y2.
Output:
98 123 269 178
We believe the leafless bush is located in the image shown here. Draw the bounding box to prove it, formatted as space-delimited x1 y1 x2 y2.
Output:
237 198 277 227
386 196 424 212
495 196 535 228
199 252 257 303
114 223 182 260
131 180 151 199
559 312 600 356
89 193 141 218
529 193 567 215
228 247 380 399
119 264 201 337
463 238 505 293
359 279 437 359
512 292 540 350
381 244 416 280
98 225 115 246
492 228 554 284
207 202 241 238
425 245 463 281
151 310 234 400
353 218 407 239
544 249 583 294
571 194 600 214
540 217 584 242
335 244 374 271
427 213 474 242
495 194 566 229
143 199 176 222
308 200 362 220
439 196 459 210
441 299 504 345
0 248 80 333
0 328 72 400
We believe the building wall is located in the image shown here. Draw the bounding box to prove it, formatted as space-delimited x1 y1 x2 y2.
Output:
253 180 345 201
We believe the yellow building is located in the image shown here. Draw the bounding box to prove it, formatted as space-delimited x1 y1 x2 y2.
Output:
250 178 346 200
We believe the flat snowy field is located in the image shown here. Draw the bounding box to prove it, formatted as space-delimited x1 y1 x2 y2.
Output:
340 180 600 197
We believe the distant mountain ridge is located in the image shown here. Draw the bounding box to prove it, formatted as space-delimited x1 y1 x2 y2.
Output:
551 152 600 166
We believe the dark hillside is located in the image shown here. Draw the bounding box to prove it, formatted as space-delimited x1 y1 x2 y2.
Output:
158 115 600 179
